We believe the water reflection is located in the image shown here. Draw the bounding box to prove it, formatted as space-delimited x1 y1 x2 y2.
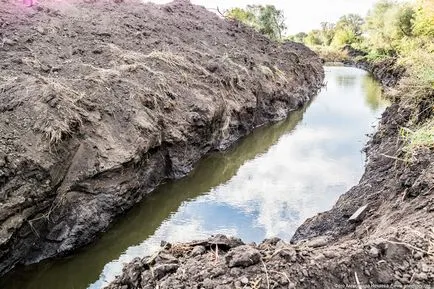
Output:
362 76 388 111
0 67 389 289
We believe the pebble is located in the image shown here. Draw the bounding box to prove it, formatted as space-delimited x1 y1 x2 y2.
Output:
190 245 206 257
421 263 430 273
368 246 380 257
323 251 337 258
2 37 15 45
415 272 428 281
240 277 249 285
35 27 45 34
414 251 424 260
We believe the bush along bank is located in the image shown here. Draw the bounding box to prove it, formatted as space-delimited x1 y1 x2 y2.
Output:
107 27 434 289
0 0 324 276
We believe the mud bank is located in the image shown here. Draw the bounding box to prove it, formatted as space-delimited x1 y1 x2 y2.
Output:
347 58 405 88
107 61 433 287
0 0 324 276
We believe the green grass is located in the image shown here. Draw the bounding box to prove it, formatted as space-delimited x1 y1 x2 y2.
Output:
400 119 434 156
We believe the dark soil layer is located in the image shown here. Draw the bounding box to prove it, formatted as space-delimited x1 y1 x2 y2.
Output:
348 58 406 87
107 59 434 287
0 0 324 276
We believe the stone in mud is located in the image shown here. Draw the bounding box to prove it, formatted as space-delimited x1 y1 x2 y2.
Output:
225 245 261 268
207 234 244 250
153 263 179 280
304 236 330 248
190 245 206 256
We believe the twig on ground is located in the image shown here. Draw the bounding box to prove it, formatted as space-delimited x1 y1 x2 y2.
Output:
355 271 362 289
261 259 270 289
387 240 431 255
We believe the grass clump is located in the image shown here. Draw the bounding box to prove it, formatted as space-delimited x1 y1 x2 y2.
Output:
400 119 434 157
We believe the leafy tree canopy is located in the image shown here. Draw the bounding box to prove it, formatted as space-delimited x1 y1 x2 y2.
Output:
226 5 287 41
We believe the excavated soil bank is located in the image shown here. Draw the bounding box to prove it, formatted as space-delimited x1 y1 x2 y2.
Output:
107 65 434 287
0 0 324 276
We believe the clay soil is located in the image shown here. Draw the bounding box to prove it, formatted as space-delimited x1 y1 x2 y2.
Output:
0 0 323 276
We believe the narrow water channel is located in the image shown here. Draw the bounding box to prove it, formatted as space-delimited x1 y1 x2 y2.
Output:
0 66 389 289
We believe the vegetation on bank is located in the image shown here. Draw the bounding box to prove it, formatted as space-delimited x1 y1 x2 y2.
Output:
226 0 434 157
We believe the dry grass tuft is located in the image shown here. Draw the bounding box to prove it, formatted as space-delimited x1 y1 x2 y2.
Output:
107 44 210 76
34 77 87 145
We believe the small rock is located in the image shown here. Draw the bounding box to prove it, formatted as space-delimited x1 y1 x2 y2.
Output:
240 277 249 284
380 241 410 261
230 267 242 275
210 265 225 278
402 273 411 279
208 234 244 250
364 269 371 277
160 240 172 249
225 245 261 268
377 270 393 284
156 252 178 264
368 246 380 257
153 264 179 280
305 236 329 248
190 245 206 256
41 64 51 72
302 268 309 277
262 237 281 246
35 26 45 34
415 272 428 281
414 251 424 260
323 251 337 258
279 248 297 262
202 278 214 289
421 263 430 273
2 37 15 45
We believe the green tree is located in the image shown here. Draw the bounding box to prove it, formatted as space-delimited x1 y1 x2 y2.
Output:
331 28 357 47
304 30 322 46
336 14 364 37
293 32 308 43
258 5 287 41
225 7 258 29
363 1 402 54
413 0 434 37
225 5 287 41
319 22 336 46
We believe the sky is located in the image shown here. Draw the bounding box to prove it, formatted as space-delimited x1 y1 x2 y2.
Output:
148 0 406 34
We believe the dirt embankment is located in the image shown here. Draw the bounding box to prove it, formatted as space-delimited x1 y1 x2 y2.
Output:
107 53 434 288
0 0 324 276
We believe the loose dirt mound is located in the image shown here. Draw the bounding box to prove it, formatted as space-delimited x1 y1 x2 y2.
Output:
0 0 323 275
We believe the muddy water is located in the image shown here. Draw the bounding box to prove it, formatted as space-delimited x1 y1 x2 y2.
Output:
0 67 389 289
